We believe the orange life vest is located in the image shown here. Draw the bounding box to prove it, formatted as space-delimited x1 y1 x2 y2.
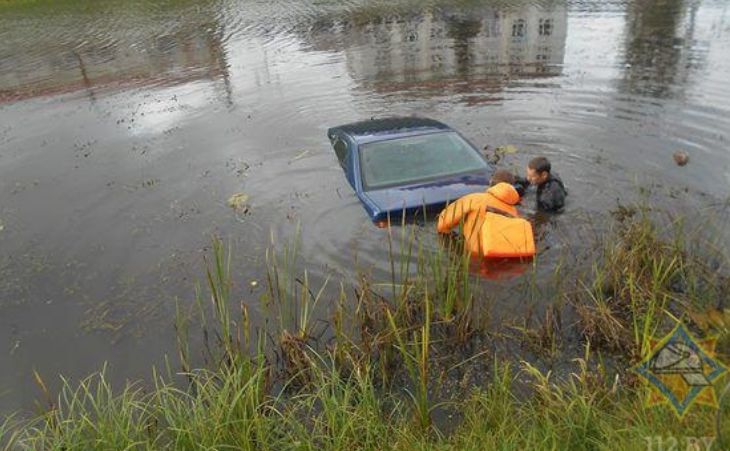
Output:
437 183 535 258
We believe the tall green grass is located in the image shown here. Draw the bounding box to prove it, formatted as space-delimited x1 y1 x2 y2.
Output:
5 354 719 449
573 206 730 360
3 204 728 449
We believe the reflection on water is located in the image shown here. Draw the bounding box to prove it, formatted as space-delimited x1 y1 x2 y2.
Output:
0 0 729 415
302 5 567 103
0 1 232 104
621 0 705 98
0 2 568 105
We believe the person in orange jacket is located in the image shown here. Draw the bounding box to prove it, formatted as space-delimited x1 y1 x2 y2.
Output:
437 170 534 258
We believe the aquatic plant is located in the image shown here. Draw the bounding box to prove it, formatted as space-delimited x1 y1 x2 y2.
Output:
572 205 730 362
386 287 434 431
3 201 729 449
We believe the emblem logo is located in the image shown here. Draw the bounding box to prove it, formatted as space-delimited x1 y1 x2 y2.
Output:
633 322 727 418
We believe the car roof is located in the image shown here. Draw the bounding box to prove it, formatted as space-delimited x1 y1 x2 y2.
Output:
328 117 452 145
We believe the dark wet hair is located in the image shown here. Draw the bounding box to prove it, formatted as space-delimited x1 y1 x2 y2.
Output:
490 169 515 186
528 156 551 174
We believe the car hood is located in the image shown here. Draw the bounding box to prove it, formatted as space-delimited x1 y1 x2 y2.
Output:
361 172 490 221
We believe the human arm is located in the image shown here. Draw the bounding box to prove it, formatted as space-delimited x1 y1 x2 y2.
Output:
513 175 529 198
436 193 482 233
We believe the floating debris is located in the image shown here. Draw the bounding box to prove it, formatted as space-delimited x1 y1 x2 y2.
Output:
226 158 250 177
485 144 518 164
227 193 250 213
496 144 518 155
0 219 4 232
250 280 258 288
289 150 311 164
673 150 689 166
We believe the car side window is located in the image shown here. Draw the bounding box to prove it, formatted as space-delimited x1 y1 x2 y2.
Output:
333 138 348 166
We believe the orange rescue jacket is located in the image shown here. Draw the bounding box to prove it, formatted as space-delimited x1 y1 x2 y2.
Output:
437 183 535 258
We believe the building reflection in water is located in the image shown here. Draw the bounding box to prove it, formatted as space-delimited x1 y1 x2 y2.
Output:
0 18 232 105
302 4 567 102
620 0 704 99
1 2 567 106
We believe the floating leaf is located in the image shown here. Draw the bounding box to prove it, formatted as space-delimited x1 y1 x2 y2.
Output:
487 145 519 164
227 193 250 212
495 144 518 155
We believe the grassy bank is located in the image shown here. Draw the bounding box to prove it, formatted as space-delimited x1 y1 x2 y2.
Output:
2 204 729 450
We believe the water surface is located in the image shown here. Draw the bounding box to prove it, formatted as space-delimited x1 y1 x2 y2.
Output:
1 0 729 413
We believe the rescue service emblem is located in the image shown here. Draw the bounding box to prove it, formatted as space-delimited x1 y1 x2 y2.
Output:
632 322 727 418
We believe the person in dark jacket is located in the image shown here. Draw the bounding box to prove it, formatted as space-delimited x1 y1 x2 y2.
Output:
514 156 567 212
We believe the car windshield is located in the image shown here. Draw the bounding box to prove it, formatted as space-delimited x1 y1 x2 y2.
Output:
359 132 487 190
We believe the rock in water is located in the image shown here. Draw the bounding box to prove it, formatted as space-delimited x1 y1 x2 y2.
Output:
673 151 689 166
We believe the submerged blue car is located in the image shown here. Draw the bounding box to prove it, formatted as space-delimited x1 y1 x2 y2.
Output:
327 117 494 224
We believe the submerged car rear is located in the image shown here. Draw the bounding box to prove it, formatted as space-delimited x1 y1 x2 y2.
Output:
361 171 492 222
358 131 488 190
327 117 493 222
358 131 491 221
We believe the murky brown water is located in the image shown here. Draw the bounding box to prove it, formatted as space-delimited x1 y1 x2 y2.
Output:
1 0 729 414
